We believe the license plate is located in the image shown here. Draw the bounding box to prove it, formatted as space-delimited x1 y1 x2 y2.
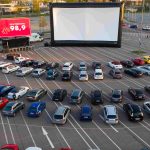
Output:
135 118 140 120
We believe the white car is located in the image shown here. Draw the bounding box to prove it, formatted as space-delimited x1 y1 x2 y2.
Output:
7 86 29 100
79 71 88 81
62 62 73 71
32 68 46 77
79 62 87 71
108 61 123 70
143 101 150 114
16 67 33 77
25 147 42 150
94 69 104 80
2 64 20 74
15 57 29 64
142 26 150 31
0 61 12 69
135 66 150 75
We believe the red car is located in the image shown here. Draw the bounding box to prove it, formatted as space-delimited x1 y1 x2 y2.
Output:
132 58 145 66
1 144 19 150
60 148 73 150
0 97 9 109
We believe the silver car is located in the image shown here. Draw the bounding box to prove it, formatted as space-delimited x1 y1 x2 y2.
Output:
135 66 150 75
143 101 150 114
52 105 71 124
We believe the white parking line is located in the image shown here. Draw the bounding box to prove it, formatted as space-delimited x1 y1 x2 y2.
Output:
0 113 8 144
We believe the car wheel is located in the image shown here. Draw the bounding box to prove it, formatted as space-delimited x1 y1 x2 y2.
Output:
18 95 21 99
22 105 25 109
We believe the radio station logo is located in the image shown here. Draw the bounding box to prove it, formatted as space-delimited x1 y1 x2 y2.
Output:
2 27 11 34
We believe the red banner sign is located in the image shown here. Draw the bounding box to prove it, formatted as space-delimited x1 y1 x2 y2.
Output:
0 18 31 37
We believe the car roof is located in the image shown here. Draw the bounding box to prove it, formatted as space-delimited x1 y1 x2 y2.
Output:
80 62 86 65
72 89 81 96
55 106 68 115
95 69 102 72
31 102 44 107
112 89 122 94
81 105 91 112
25 147 42 150
104 105 117 115
80 71 87 74
7 102 16 106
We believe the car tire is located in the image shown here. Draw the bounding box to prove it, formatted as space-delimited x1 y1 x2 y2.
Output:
22 105 25 109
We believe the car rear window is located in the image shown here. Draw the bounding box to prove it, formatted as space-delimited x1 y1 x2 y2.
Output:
54 115 63 119
107 115 117 119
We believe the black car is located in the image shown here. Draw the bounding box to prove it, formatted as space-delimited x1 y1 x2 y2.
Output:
46 62 59 70
124 68 143 77
128 88 145 100
120 60 134 68
0 85 15 97
92 62 103 70
62 71 73 81
90 90 103 105
2 101 25 117
21 59 34 67
52 89 67 102
26 88 47 101
4 53 21 60
46 69 59 80
111 89 123 103
123 103 143 121
33 60 46 68
144 85 150 93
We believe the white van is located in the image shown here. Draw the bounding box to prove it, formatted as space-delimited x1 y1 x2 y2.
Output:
29 33 44 42
16 67 33 77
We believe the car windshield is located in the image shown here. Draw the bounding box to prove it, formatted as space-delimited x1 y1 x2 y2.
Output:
28 91 37 96
112 94 120 98
30 107 37 111
82 108 90 114
71 96 78 99
63 65 69 68
107 115 117 119
136 90 143 95
80 74 86 77
54 115 63 119
132 105 141 114
63 73 69 77
80 65 85 67
48 71 53 75
10 88 18 93
17 70 22 73
4 105 12 111
115 71 121 74
95 72 102 75
33 71 38 74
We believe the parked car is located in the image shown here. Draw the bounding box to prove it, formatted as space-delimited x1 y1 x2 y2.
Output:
4 53 21 60
132 58 145 66
94 69 104 80
123 103 143 121
16 67 33 77
62 62 73 71
14 56 29 64
60 148 72 150
80 104 92 121
25 147 42 150
144 85 150 93
52 105 71 124
111 89 123 103
103 105 119 124
108 61 123 69
32 68 46 77
135 66 150 75
62 71 73 81
0 61 12 69
45 62 59 70
143 101 150 114
79 62 87 71
52 89 67 102
46 69 58 80
90 90 103 105
129 24 138 29
79 71 88 81
1 144 19 150
33 60 46 68
143 56 150 64
109 69 122 79
124 68 143 77
128 88 145 101
2 64 20 74
27 102 46 117
120 60 134 68
7 86 29 100
26 88 47 101
142 26 150 31
0 84 15 97
92 61 103 70
21 59 34 67
2 101 25 117
70 89 84 104
0 97 9 109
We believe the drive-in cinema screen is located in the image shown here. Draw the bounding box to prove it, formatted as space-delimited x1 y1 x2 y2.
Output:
50 3 122 47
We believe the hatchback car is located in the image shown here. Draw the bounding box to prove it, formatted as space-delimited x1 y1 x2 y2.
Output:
27 102 46 117
111 89 123 103
124 68 143 77
123 103 143 121
52 105 71 124
0 85 15 97
62 62 73 71
109 69 122 79
103 105 119 124
26 88 47 101
90 90 103 105
120 60 134 68
21 59 34 67
46 69 58 80
32 68 46 77
80 104 92 121
52 89 67 102
79 71 88 81
94 69 104 80
70 89 84 104
79 62 87 71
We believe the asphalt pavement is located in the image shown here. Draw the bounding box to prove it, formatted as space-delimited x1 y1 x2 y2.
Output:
0 31 150 150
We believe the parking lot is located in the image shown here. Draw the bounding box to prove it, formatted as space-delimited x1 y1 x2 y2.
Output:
0 32 150 150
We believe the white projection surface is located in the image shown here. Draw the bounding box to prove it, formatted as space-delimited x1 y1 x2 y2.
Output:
53 7 120 41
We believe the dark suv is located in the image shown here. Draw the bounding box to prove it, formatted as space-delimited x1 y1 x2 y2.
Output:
70 89 84 104
90 90 103 105
52 89 67 102
62 71 73 81
128 88 145 100
123 103 143 121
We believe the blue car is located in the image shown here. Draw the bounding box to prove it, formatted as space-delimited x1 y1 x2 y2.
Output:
27 102 46 117
80 104 92 121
